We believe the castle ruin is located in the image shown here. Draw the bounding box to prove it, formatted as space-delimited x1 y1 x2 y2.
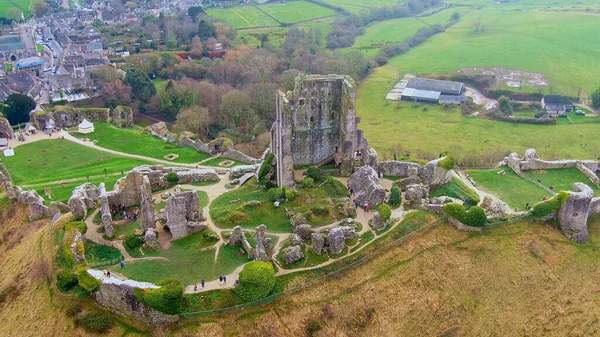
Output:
271 74 370 187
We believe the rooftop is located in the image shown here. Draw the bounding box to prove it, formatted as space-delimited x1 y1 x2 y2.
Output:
407 78 464 95
543 95 572 104
401 88 441 101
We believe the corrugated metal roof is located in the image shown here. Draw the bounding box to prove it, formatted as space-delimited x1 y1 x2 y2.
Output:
439 95 467 103
401 88 441 100
407 78 464 95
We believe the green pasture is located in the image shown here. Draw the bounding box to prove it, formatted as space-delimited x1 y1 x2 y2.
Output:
261 1 337 23
152 78 168 94
356 66 600 167
521 168 600 196
466 169 548 210
1 139 149 185
350 7 470 57
0 0 32 18
72 122 212 164
317 0 399 13
387 9 600 93
445 0 600 10
207 6 279 29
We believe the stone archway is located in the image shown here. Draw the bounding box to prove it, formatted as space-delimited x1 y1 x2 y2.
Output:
10 55 16 62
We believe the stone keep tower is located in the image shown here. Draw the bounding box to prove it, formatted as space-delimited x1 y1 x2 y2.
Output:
271 74 369 187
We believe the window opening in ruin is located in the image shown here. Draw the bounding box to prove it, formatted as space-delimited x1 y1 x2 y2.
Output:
309 116 315 127
299 98 305 106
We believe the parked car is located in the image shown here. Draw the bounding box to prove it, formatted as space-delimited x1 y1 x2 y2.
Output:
576 110 586 116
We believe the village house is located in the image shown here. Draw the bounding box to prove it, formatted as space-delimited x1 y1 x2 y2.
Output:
541 95 574 117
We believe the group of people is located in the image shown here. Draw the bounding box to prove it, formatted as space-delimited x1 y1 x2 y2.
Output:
348 187 371 212
191 276 240 292
111 204 140 222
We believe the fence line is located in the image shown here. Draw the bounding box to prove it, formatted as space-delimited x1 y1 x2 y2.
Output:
181 216 446 316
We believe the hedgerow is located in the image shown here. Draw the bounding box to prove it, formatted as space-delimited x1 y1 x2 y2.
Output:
124 234 144 250
437 153 455 171
443 203 487 227
75 313 113 333
56 269 78 292
530 191 569 217
234 261 275 302
134 278 183 314
306 167 323 182
267 187 285 202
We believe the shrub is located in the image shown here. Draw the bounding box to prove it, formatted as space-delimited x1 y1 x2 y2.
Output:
258 153 275 182
534 111 545 118
437 152 455 171
135 278 183 314
56 269 78 292
76 313 113 333
311 206 331 216
65 302 82 317
301 177 315 188
166 171 179 185
389 187 401 206
65 221 88 234
234 261 275 302
77 268 102 292
306 320 322 336
530 191 569 217
267 188 285 202
124 234 144 250
284 187 296 201
85 243 122 262
376 204 392 221
443 203 487 227
306 167 323 182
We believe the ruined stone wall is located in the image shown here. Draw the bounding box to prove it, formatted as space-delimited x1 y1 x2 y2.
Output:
3 182 56 220
93 283 179 325
0 117 14 139
558 183 594 243
348 166 386 207
165 191 205 240
378 161 421 178
111 106 134 128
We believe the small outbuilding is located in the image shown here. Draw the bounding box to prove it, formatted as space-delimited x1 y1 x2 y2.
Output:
541 95 573 116
0 138 7 149
78 119 94 134
23 123 37 134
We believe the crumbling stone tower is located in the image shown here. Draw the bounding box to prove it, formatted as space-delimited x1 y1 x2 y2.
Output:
271 74 368 187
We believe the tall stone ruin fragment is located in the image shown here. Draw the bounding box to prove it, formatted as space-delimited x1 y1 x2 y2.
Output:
271 74 370 187
139 175 155 231
164 191 205 240
348 166 386 207
98 183 114 238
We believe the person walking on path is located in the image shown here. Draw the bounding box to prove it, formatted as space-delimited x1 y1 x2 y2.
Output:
120 261 125 269
194 284 197 292
201 279 205 289
219 276 223 284
223 276 227 284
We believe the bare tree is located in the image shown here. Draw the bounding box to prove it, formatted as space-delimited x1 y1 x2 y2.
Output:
473 17 485 32
173 106 210 138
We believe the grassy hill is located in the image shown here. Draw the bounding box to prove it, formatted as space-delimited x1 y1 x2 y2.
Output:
5 194 600 335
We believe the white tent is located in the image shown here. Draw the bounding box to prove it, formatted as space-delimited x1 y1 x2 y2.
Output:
3 149 14 157
78 119 94 134
23 123 37 134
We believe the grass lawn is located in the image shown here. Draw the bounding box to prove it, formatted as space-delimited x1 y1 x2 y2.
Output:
153 78 168 94
72 122 212 163
111 219 142 239
349 7 470 57
261 1 337 24
2 139 149 185
33 175 122 204
5 63 12 72
234 27 289 48
521 168 600 196
111 232 248 285
36 43 43 53
317 0 398 13
207 6 279 29
210 180 290 233
201 157 246 168
387 9 600 94
429 176 480 207
466 169 548 210
357 66 600 167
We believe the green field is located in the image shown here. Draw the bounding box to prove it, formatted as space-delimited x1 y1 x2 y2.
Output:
521 168 600 196
36 43 43 53
386 9 600 93
356 66 600 167
0 0 32 18
5 63 12 72
467 169 548 210
2 139 149 185
207 6 279 29
33 176 122 204
261 1 337 23
318 0 400 13
72 122 212 164
348 7 470 57
445 0 600 10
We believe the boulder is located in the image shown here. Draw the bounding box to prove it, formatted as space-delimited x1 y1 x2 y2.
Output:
230 164 260 178
227 226 244 246
378 161 421 178
283 245 304 265
288 233 303 246
340 226 356 240
144 122 169 137
290 213 309 229
423 157 452 189
525 148 538 160
294 224 313 241
246 200 261 207
327 227 345 255
370 212 389 231
348 166 386 207
142 228 160 250
312 232 325 255
405 184 429 204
